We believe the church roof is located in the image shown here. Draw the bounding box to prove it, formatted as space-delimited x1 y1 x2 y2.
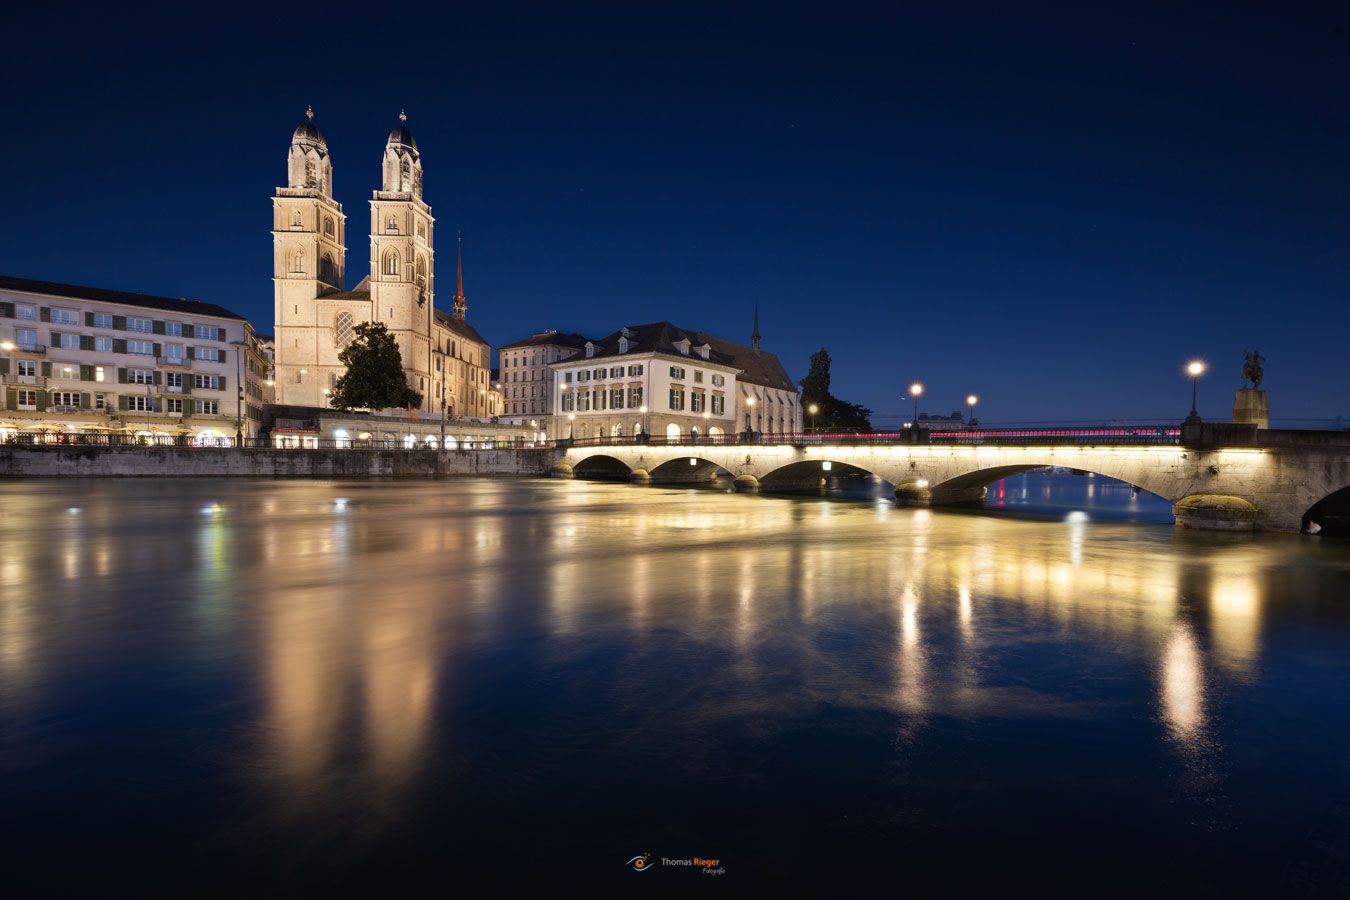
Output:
498 330 591 351
557 321 796 392
0 275 248 321
434 309 488 345
388 112 418 151
292 107 327 148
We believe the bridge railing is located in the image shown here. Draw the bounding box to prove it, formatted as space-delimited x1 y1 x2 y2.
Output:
561 426 1183 449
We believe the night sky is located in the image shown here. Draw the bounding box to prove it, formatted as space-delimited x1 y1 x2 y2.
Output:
3 3 1346 426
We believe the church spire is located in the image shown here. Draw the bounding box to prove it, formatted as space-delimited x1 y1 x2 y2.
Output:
452 233 467 319
751 300 761 351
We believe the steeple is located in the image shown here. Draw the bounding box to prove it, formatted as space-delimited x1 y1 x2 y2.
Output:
751 301 761 351
452 234 467 319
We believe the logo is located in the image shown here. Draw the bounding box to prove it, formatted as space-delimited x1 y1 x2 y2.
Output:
625 852 654 873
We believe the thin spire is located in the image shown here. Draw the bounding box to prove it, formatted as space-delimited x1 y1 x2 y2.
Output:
305 105 314 121
751 300 761 351
452 233 467 319
399 109 408 123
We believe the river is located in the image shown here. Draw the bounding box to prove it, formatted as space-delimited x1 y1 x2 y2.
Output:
1 474 1348 892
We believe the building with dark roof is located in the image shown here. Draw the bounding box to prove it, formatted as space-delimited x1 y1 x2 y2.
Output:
547 320 800 441
0 275 269 444
499 331 592 429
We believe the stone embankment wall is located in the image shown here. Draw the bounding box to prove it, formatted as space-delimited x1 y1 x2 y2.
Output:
0 446 560 478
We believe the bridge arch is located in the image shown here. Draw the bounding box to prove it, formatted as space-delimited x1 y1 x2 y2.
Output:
1303 482 1350 535
925 462 1174 507
759 458 886 494
570 453 633 480
648 455 733 485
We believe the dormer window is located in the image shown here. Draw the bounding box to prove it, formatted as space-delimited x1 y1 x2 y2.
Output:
618 337 629 353
620 327 634 339
675 338 691 356
585 342 596 358
697 343 711 360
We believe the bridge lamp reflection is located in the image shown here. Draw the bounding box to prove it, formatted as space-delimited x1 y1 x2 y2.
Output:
689 458 698 466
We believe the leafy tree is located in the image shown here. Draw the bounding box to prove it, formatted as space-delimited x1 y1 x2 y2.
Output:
799 348 873 432
330 321 423 412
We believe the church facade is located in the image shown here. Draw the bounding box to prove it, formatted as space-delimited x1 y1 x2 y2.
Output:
271 109 493 420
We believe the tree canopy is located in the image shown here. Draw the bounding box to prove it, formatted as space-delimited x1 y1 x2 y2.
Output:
329 321 423 412
799 348 873 432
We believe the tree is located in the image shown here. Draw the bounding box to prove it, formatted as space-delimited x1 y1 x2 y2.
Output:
329 321 423 412
799 348 873 432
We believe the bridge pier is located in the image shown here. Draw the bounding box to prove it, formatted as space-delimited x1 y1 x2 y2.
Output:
733 474 760 492
1173 495 1259 531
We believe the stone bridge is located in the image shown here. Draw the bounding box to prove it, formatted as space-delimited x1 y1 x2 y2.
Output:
554 423 1350 532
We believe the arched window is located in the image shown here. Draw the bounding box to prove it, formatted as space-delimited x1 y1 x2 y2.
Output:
416 255 427 284
610 423 621 437
383 252 400 276
387 215 398 233
290 210 302 228
323 217 334 237
666 423 681 441
320 253 338 287
417 222 426 238
334 311 355 350
291 249 304 274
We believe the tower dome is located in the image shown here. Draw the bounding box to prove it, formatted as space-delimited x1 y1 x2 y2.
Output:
387 110 418 151
292 106 327 149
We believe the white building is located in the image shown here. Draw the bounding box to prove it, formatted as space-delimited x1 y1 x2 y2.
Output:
0 276 265 443
498 330 590 439
549 321 800 442
271 109 494 421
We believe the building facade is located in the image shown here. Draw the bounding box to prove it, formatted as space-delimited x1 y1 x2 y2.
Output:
548 321 801 442
0 276 264 443
271 109 494 421
498 330 590 439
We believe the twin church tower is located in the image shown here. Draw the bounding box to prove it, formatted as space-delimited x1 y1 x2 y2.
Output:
271 108 492 417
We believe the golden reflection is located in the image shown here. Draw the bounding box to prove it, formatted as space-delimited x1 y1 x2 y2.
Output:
896 584 926 716
1210 569 1262 678
1161 622 1206 747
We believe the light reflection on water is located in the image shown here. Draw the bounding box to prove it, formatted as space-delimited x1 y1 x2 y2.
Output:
1 476 1349 890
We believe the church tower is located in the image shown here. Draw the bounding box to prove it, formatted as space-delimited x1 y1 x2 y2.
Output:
273 107 346 405
369 111 435 409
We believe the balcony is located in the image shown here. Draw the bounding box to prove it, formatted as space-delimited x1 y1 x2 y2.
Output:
158 356 192 369
9 343 46 356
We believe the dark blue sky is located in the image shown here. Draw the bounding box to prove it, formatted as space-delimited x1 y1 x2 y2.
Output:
3 3 1346 425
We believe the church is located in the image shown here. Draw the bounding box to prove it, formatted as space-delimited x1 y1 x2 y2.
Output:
271 109 493 420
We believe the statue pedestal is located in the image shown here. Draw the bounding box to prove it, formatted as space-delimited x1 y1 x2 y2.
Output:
1233 388 1269 429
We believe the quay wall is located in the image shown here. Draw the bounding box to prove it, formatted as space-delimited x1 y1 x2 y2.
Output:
0 446 560 478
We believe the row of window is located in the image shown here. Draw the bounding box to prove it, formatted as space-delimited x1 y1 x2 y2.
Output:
560 386 644 412
564 364 645 384
7 390 219 415
6 359 225 390
13 327 225 361
0 302 229 340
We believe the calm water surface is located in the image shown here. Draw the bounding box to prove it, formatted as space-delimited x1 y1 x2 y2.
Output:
2 475 1349 893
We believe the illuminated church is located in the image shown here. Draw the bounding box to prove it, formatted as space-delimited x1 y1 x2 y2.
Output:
271 108 493 418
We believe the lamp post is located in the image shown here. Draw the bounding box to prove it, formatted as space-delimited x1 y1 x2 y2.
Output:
966 394 978 430
807 402 818 434
567 412 575 440
909 382 923 429
1184 360 1206 425
639 405 648 441
745 396 756 435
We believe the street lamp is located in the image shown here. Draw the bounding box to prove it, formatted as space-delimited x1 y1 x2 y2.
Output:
567 412 575 440
909 382 923 429
807 402 818 434
639 405 648 439
1184 360 1206 425
746 396 756 434
966 394 978 430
